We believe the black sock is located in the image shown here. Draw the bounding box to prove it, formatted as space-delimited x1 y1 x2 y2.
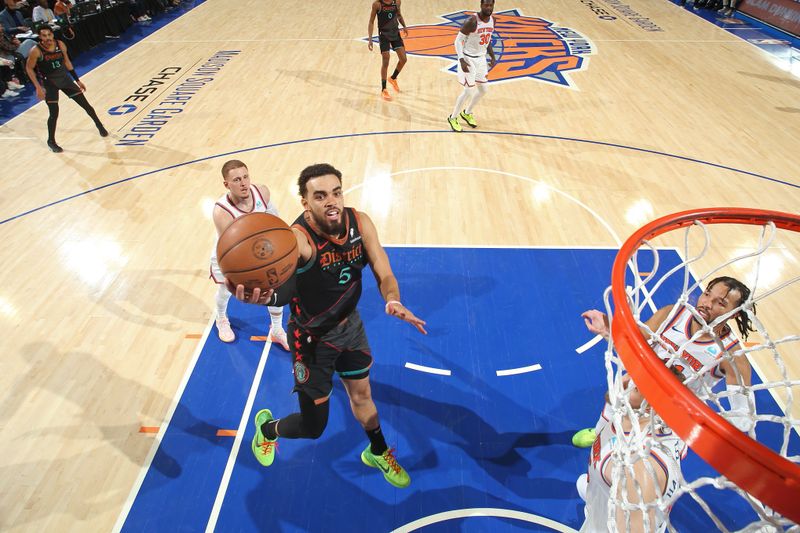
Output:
262 419 279 440
46 102 59 143
366 425 388 455
73 93 103 128
391 69 399 80
381 79 386 90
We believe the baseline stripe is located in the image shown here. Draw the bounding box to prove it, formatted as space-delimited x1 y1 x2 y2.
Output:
496 363 542 376
405 362 452 376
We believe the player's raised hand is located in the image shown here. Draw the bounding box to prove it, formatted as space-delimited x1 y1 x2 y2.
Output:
225 278 275 305
386 301 427 335
582 309 610 338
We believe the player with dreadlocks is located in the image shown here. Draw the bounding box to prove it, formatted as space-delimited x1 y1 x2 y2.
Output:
573 276 757 448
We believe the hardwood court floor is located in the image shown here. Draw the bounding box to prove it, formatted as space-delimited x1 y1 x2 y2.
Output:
0 0 797 531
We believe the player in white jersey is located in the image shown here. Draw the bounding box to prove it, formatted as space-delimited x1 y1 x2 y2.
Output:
447 0 497 132
578 371 687 532
210 160 289 349
651 303 741 399
574 276 757 449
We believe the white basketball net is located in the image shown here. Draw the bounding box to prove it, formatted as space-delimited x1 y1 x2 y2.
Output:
600 219 800 532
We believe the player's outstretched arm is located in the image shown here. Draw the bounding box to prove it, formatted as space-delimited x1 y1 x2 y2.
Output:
359 211 427 334
224 279 274 305
224 219 310 306
582 309 610 338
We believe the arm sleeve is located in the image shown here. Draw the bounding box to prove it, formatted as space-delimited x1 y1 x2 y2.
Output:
265 273 297 307
454 31 467 59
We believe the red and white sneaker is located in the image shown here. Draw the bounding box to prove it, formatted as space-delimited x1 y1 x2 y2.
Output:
216 317 235 343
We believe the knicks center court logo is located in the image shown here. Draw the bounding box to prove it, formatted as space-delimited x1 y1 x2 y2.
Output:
399 9 594 87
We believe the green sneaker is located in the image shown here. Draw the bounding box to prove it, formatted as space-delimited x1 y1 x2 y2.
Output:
252 409 278 466
361 445 410 488
460 110 477 128
447 115 462 132
572 427 596 448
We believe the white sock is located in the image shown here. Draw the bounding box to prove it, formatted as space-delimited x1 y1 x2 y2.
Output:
451 86 474 119
465 85 487 114
268 306 283 331
215 284 231 319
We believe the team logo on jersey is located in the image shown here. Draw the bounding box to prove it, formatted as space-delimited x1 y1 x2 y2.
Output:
294 361 310 383
252 238 274 259
705 345 720 356
398 9 594 87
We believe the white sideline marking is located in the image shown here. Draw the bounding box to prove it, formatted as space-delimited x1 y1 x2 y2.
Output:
496 364 542 376
405 362 452 376
111 318 215 533
205 338 274 532
576 334 603 354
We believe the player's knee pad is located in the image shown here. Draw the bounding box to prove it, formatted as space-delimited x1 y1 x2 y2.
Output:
476 83 488 95
46 102 59 119
466 86 479 98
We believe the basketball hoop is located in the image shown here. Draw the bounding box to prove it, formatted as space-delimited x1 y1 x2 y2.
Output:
607 207 800 528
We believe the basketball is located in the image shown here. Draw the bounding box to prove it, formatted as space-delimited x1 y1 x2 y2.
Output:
216 213 298 291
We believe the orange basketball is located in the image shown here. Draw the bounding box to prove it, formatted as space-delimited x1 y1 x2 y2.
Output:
216 213 298 291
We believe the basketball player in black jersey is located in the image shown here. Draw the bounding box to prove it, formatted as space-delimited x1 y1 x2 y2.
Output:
227 163 426 488
368 0 408 101
24 25 108 152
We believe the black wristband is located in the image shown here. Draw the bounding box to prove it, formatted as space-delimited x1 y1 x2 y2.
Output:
69 69 79 81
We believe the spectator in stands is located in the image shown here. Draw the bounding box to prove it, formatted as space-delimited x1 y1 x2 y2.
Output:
0 24 26 87
32 0 56 26
1 56 21 97
0 6 29 32
718 0 736 16
4 0 29 21
128 0 151 22
53 0 71 18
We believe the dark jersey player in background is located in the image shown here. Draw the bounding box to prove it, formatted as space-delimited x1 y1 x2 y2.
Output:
228 163 426 488
368 0 408 102
25 25 107 153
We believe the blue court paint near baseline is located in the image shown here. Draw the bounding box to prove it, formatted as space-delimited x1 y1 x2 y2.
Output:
120 297 276 532
120 247 798 532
